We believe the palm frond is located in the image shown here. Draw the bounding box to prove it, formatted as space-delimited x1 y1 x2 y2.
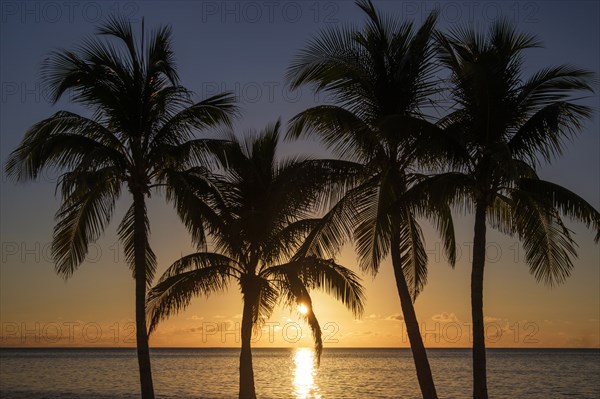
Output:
270 270 324 363
266 257 365 317
509 101 593 164
287 105 378 160
262 158 363 252
396 211 428 300
144 23 179 85
146 258 235 333
252 277 279 327
518 65 595 108
150 92 238 150
162 167 226 247
117 201 158 285
52 168 120 278
5 112 127 182
511 188 577 286
293 181 366 260
159 252 241 281
302 294 323 366
517 179 600 242
421 199 457 267
42 37 134 121
286 23 360 92
487 194 515 236
96 14 141 75
354 178 394 275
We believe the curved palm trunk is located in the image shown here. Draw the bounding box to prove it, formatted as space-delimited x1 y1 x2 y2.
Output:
239 288 257 399
390 231 438 399
471 202 488 399
133 191 155 399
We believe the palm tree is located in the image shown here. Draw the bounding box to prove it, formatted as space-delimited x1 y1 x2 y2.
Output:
286 2 456 398
146 121 365 399
4 17 237 399
433 21 600 398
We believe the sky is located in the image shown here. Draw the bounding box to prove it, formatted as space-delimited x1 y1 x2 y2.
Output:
0 0 598 349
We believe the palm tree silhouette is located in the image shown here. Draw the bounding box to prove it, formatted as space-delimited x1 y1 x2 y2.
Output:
4 17 237 399
286 1 456 397
432 21 600 398
146 121 365 399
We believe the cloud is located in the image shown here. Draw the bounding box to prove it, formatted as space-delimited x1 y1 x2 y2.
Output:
187 315 204 321
385 313 404 321
345 330 374 336
180 320 243 335
431 312 459 323
368 314 380 319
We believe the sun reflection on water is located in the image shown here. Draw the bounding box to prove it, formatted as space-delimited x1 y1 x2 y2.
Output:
292 348 321 399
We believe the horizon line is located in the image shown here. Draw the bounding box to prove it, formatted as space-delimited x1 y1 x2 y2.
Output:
1 346 599 350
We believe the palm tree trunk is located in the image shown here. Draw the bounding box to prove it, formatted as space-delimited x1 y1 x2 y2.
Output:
239 290 256 399
133 191 155 399
390 231 438 399
471 201 488 399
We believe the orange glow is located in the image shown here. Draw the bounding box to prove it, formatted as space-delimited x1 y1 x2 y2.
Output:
297 304 309 315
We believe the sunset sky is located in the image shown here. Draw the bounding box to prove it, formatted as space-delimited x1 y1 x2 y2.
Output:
1 1 598 349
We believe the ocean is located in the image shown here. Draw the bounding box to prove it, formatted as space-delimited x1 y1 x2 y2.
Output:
0 348 598 398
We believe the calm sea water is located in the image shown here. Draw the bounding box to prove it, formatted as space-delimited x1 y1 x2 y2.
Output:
0 348 598 398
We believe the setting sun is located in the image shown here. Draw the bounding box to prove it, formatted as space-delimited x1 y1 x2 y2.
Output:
297 304 309 315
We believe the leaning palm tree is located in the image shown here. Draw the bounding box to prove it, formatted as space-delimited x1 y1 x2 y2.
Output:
4 17 237 399
146 121 365 399
286 2 456 398
433 21 600 398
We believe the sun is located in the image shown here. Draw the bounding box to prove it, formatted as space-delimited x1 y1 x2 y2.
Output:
297 304 308 315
